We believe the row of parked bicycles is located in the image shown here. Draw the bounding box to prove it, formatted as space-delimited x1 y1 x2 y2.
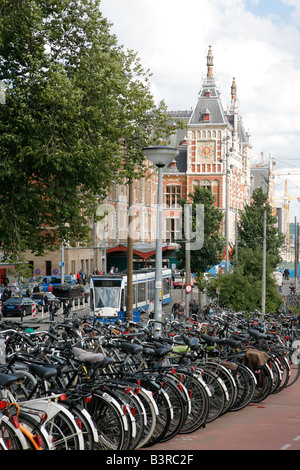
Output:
0 307 299 450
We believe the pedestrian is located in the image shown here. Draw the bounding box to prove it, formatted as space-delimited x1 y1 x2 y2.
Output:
289 283 296 294
63 299 71 318
49 300 57 322
47 283 52 292
177 305 185 322
147 298 154 319
171 299 180 320
41 292 48 313
206 302 214 320
190 299 199 320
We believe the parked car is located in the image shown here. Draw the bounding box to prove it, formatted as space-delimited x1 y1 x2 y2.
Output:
30 292 61 311
36 275 75 292
173 273 195 289
0 285 21 301
52 284 84 306
21 282 43 297
1 297 39 317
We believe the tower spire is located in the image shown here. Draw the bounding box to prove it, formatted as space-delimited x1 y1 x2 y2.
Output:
231 77 237 101
206 45 214 81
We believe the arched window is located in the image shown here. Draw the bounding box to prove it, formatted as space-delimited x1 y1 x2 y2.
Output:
200 179 211 191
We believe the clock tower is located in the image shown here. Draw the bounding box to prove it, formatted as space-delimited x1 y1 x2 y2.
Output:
185 46 251 242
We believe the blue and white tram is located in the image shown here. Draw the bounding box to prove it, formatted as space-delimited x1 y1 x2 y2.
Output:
89 268 172 323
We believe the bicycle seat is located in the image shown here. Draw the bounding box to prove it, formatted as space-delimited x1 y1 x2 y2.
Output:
0 372 19 387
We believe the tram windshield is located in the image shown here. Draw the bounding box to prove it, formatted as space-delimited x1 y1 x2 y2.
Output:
92 279 121 310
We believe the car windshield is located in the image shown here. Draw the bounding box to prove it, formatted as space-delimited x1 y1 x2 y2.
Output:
94 286 120 309
4 298 24 305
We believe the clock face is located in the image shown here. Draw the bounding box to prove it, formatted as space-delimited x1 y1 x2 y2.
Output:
197 141 215 161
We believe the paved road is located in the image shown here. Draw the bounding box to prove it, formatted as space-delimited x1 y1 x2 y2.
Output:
145 366 300 451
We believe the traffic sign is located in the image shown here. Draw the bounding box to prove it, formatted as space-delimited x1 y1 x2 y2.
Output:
185 284 192 294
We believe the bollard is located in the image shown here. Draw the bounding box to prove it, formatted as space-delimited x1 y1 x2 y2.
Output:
31 302 36 318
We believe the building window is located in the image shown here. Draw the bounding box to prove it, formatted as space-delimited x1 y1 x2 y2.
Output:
165 185 181 208
200 179 212 191
212 179 220 207
166 218 181 242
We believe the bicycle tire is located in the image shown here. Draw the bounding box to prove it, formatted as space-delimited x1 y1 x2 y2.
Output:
0 413 29 450
18 409 53 450
86 392 127 450
177 370 210 433
200 368 226 423
143 385 172 447
202 361 238 413
230 364 256 411
251 363 273 403
157 375 188 442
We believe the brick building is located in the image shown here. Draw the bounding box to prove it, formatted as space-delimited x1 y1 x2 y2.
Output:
10 46 252 281
163 45 252 248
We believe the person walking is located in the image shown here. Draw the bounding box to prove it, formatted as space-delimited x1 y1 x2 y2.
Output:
49 300 58 322
171 299 180 320
63 299 71 318
41 292 48 313
147 298 154 319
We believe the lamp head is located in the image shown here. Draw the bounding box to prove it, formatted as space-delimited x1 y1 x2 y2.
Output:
143 145 179 168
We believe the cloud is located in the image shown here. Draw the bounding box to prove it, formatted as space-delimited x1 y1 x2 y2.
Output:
100 0 300 220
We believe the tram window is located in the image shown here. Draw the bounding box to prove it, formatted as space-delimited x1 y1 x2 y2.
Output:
125 285 136 306
137 282 146 303
163 277 171 295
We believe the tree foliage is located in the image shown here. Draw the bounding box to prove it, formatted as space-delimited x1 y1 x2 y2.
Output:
237 188 285 267
0 0 174 262
177 185 224 277
208 188 284 313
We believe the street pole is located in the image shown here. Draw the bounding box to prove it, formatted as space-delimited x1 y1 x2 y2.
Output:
61 242 65 283
262 206 267 326
235 212 238 266
153 165 163 337
143 145 178 338
126 180 134 322
185 204 191 321
294 217 298 290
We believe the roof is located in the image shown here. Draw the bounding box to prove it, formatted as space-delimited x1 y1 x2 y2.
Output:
189 84 227 126
107 243 180 259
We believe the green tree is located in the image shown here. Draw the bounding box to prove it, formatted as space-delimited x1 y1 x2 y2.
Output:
0 0 174 263
237 188 285 267
208 188 284 313
208 248 282 313
177 185 224 302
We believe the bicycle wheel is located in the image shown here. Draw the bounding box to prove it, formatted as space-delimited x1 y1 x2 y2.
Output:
273 353 291 393
61 401 97 450
101 388 137 451
157 375 188 442
0 414 29 450
203 361 238 414
250 363 273 403
86 392 127 450
177 370 210 433
200 368 226 423
230 364 256 411
133 386 158 449
142 382 172 447
18 409 53 450
44 407 84 450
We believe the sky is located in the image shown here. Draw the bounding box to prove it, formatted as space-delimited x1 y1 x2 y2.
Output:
100 0 300 222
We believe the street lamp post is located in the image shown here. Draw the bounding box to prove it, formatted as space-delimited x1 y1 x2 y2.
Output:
143 145 178 338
